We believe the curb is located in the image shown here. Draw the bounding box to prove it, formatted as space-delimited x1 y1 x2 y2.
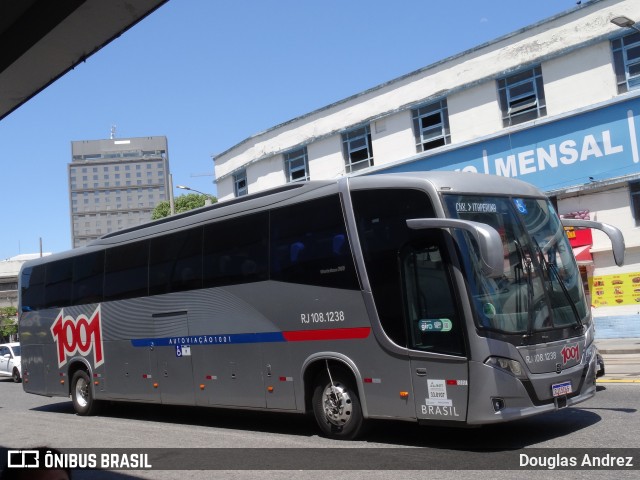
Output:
598 349 640 354
598 379 640 383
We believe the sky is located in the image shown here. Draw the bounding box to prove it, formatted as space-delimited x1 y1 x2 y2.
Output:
0 0 584 260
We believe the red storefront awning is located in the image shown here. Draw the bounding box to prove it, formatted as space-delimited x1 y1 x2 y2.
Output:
572 244 592 264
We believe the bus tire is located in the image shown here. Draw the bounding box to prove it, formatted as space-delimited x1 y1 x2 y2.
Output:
312 371 364 440
71 370 99 416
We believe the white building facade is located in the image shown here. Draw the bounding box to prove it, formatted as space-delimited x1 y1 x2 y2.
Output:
213 0 640 335
0 254 50 309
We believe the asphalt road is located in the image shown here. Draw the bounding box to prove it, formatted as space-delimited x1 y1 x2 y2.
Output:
0 377 638 480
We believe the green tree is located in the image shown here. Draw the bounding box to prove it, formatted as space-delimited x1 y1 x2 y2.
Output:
151 193 217 220
0 306 18 342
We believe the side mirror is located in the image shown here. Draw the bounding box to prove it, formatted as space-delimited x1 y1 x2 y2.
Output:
407 218 504 277
561 219 625 267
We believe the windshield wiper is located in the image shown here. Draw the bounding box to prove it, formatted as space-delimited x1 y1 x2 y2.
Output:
514 240 534 338
533 238 583 330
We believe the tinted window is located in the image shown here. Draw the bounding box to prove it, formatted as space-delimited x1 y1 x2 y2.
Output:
203 212 268 287
20 265 45 311
400 240 465 356
72 250 104 305
44 259 73 308
270 195 359 290
352 189 436 346
150 228 203 295
104 241 149 301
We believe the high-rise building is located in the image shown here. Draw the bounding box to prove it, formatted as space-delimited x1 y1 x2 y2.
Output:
68 136 170 248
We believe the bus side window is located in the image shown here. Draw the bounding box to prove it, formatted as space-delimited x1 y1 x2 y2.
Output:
43 259 73 309
104 240 149 301
21 265 45 311
72 250 105 305
149 227 203 295
269 195 359 290
351 188 436 348
203 212 269 287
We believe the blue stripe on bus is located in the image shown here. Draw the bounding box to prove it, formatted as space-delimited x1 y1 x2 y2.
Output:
129 327 371 348
131 331 285 347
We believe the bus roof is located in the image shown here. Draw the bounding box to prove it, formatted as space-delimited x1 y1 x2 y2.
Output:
28 172 544 266
353 171 544 197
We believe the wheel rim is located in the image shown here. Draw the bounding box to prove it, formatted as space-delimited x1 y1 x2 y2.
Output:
322 382 353 426
75 376 89 408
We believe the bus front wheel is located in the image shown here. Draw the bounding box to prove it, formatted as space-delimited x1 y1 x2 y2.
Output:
312 371 364 440
71 370 99 416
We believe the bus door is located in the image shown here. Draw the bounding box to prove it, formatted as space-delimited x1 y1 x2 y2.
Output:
153 311 195 405
400 240 469 422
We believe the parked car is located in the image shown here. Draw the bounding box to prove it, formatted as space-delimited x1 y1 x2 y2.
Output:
0 342 21 382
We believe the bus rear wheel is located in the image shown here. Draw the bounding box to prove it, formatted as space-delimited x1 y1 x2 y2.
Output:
71 370 99 416
312 371 364 439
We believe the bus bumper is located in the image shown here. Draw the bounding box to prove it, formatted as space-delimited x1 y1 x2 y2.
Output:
466 355 597 425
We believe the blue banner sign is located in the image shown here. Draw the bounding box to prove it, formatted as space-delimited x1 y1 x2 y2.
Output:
377 96 640 192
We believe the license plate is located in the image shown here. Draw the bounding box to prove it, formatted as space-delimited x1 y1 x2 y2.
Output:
552 381 572 397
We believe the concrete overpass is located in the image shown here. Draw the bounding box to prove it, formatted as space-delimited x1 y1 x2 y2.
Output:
0 0 168 122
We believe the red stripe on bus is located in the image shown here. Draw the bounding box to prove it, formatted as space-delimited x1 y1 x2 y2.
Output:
282 327 371 342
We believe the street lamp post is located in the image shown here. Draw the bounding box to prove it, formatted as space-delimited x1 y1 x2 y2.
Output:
176 185 215 206
611 15 640 33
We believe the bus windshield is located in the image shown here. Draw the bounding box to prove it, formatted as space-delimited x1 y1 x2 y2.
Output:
443 194 587 335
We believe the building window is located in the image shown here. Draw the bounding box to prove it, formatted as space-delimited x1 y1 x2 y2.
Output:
342 125 374 173
233 170 248 197
612 32 640 93
630 181 640 226
497 65 546 127
284 147 310 182
412 99 451 153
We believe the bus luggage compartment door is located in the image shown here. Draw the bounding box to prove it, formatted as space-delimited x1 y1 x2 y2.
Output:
153 312 195 405
262 343 296 410
411 358 468 422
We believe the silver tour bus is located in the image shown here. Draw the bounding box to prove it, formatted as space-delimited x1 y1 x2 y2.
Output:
18 172 624 439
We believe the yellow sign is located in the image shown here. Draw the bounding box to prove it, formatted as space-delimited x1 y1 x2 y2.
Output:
590 272 640 306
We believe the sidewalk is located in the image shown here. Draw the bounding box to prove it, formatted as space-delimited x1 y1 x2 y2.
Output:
595 337 640 354
594 338 640 383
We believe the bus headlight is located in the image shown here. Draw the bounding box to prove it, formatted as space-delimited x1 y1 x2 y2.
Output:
485 356 527 380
